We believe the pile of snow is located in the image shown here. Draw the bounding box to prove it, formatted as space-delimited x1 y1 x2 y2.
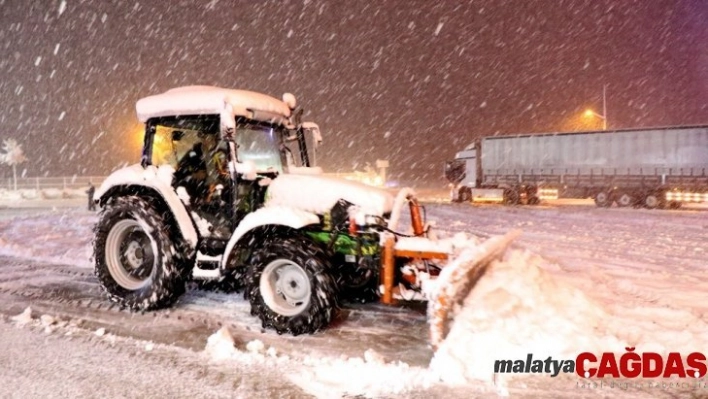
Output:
430 247 708 384
41 188 64 199
204 327 238 361
10 306 34 326
204 327 281 364
61 188 88 199
203 327 444 398
291 350 434 398
0 189 22 201
20 190 40 200
431 249 614 383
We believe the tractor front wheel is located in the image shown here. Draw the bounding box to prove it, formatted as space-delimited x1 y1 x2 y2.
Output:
245 236 338 335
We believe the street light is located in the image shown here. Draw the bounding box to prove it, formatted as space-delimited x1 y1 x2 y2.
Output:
584 109 606 130
583 84 608 130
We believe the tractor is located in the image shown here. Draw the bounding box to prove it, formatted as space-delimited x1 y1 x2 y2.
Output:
93 86 517 342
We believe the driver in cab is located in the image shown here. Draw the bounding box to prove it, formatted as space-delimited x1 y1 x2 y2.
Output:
174 131 229 207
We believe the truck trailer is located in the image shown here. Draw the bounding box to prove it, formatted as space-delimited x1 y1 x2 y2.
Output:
445 125 708 208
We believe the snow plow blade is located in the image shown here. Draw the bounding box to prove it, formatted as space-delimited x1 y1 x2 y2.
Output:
427 230 521 350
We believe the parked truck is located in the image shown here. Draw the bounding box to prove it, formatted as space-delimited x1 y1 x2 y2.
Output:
445 125 708 208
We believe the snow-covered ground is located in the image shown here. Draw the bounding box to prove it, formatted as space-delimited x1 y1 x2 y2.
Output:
0 195 706 398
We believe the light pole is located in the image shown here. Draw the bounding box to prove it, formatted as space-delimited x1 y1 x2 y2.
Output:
584 84 608 130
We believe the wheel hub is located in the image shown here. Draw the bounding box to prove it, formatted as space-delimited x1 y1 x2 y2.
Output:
646 195 659 208
124 241 144 269
619 194 632 206
260 260 311 316
105 220 156 290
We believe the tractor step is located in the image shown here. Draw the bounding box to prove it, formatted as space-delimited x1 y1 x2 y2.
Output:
193 252 223 280
198 237 228 256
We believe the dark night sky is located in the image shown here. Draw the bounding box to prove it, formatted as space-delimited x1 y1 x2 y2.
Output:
1 0 706 185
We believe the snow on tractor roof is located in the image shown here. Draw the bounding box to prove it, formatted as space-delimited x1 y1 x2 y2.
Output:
136 86 293 124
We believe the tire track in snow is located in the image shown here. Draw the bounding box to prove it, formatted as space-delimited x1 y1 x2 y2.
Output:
0 256 433 367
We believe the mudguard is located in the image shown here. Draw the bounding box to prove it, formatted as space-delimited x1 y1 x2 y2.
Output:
221 206 320 269
95 164 198 248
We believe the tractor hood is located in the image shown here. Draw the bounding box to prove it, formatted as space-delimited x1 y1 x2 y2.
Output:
265 174 395 216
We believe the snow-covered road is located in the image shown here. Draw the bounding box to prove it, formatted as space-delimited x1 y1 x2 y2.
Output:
0 198 706 398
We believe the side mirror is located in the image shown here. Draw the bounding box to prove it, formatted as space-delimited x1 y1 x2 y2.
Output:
171 130 185 141
302 122 322 147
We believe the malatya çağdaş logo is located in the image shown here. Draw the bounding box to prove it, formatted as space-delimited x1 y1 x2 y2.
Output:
494 349 707 378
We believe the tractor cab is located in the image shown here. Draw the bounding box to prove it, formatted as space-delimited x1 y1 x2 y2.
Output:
136 87 319 243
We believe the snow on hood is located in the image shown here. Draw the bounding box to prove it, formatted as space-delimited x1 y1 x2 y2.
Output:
265 173 395 216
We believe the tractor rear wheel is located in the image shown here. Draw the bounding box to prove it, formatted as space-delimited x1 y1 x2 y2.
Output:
93 196 189 310
245 235 338 335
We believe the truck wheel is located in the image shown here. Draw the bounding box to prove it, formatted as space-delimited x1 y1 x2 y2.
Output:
616 193 634 207
458 187 472 202
502 189 520 205
644 194 664 209
94 197 188 310
594 191 612 208
246 236 338 335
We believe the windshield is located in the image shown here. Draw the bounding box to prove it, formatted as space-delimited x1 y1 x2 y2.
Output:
235 123 286 174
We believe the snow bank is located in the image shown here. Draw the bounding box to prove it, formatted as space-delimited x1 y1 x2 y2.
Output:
10 307 33 326
0 188 87 200
431 249 615 383
41 188 64 199
204 328 280 365
290 350 437 398
204 326 238 361
20 190 40 200
430 247 708 385
0 189 22 201
0 210 95 268
61 188 88 199
203 327 444 398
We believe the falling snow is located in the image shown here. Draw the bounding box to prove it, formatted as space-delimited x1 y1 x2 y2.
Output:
0 1 703 183
434 22 444 36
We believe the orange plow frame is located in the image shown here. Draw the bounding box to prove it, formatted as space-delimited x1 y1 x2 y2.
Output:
378 195 521 349
380 197 448 305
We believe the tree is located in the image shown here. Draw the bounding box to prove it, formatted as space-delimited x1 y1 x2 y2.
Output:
1 139 28 191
